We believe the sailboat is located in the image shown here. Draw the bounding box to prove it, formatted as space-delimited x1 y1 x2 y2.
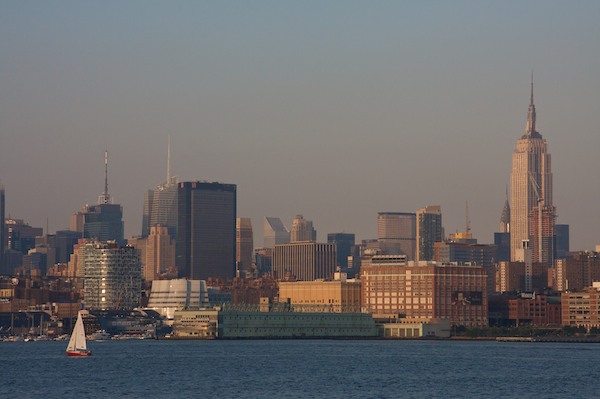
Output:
66 311 92 357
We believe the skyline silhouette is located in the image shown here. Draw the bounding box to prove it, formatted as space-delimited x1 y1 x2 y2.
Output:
1 2 599 250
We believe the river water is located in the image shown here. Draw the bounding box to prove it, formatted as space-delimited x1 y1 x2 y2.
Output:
1 339 598 398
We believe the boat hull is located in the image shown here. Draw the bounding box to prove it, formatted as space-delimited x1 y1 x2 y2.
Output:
66 350 92 357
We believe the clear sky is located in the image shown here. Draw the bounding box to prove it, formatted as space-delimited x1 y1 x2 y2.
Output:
1 1 599 250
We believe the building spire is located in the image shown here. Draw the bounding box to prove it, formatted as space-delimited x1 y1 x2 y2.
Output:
167 135 171 185
500 185 510 233
98 149 112 204
525 71 537 137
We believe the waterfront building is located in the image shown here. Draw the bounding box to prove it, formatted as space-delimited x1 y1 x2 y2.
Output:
327 233 355 270
263 217 290 248
83 241 142 310
272 242 336 281
416 206 442 262
172 302 378 339
508 294 561 327
290 215 316 242
434 240 497 294
361 257 488 328
510 77 554 261
279 275 362 312
236 218 254 276
177 181 236 280
147 279 208 319
553 252 600 292
561 284 600 331
381 318 451 338
377 212 416 260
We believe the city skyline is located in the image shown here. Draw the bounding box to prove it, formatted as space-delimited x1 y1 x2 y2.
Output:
1 2 599 250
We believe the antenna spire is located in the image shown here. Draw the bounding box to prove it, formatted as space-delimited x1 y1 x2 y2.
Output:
167 135 171 185
525 71 537 137
98 149 112 204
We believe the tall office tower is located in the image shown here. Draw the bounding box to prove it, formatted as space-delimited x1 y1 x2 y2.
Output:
6 219 43 254
83 151 125 245
142 137 178 238
327 233 355 270
236 218 254 275
263 217 290 248
177 181 236 280
290 215 316 242
70 208 85 233
129 225 176 282
528 205 555 266
272 242 336 281
510 77 554 261
554 224 570 259
0 185 5 274
377 212 416 260
416 205 442 261
83 241 142 310
494 232 511 262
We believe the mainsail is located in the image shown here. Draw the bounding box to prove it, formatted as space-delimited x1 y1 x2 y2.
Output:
66 311 87 352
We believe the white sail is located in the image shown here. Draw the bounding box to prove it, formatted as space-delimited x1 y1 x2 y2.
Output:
66 311 87 352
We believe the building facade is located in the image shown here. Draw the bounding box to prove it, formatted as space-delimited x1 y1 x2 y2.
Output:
236 218 254 276
561 286 600 331
272 242 336 281
177 181 237 280
510 79 554 261
279 277 362 311
263 217 290 248
148 279 209 319
361 257 488 328
327 233 355 270
377 212 416 260
83 241 142 310
290 215 316 242
83 204 125 246
416 206 442 262
554 253 600 292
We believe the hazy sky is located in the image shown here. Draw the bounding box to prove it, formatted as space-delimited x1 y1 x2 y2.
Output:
1 1 599 250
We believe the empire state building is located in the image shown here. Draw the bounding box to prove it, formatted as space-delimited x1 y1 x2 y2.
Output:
509 77 553 262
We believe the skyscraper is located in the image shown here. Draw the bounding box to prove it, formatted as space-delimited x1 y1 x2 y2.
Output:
290 215 316 242
510 77 553 262
236 218 254 275
177 181 236 280
263 217 290 248
83 241 142 310
416 205 442 261
377 212 416 260
272 242 336 281
142 137 178 238
82 151 125 245
327 233 355 270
